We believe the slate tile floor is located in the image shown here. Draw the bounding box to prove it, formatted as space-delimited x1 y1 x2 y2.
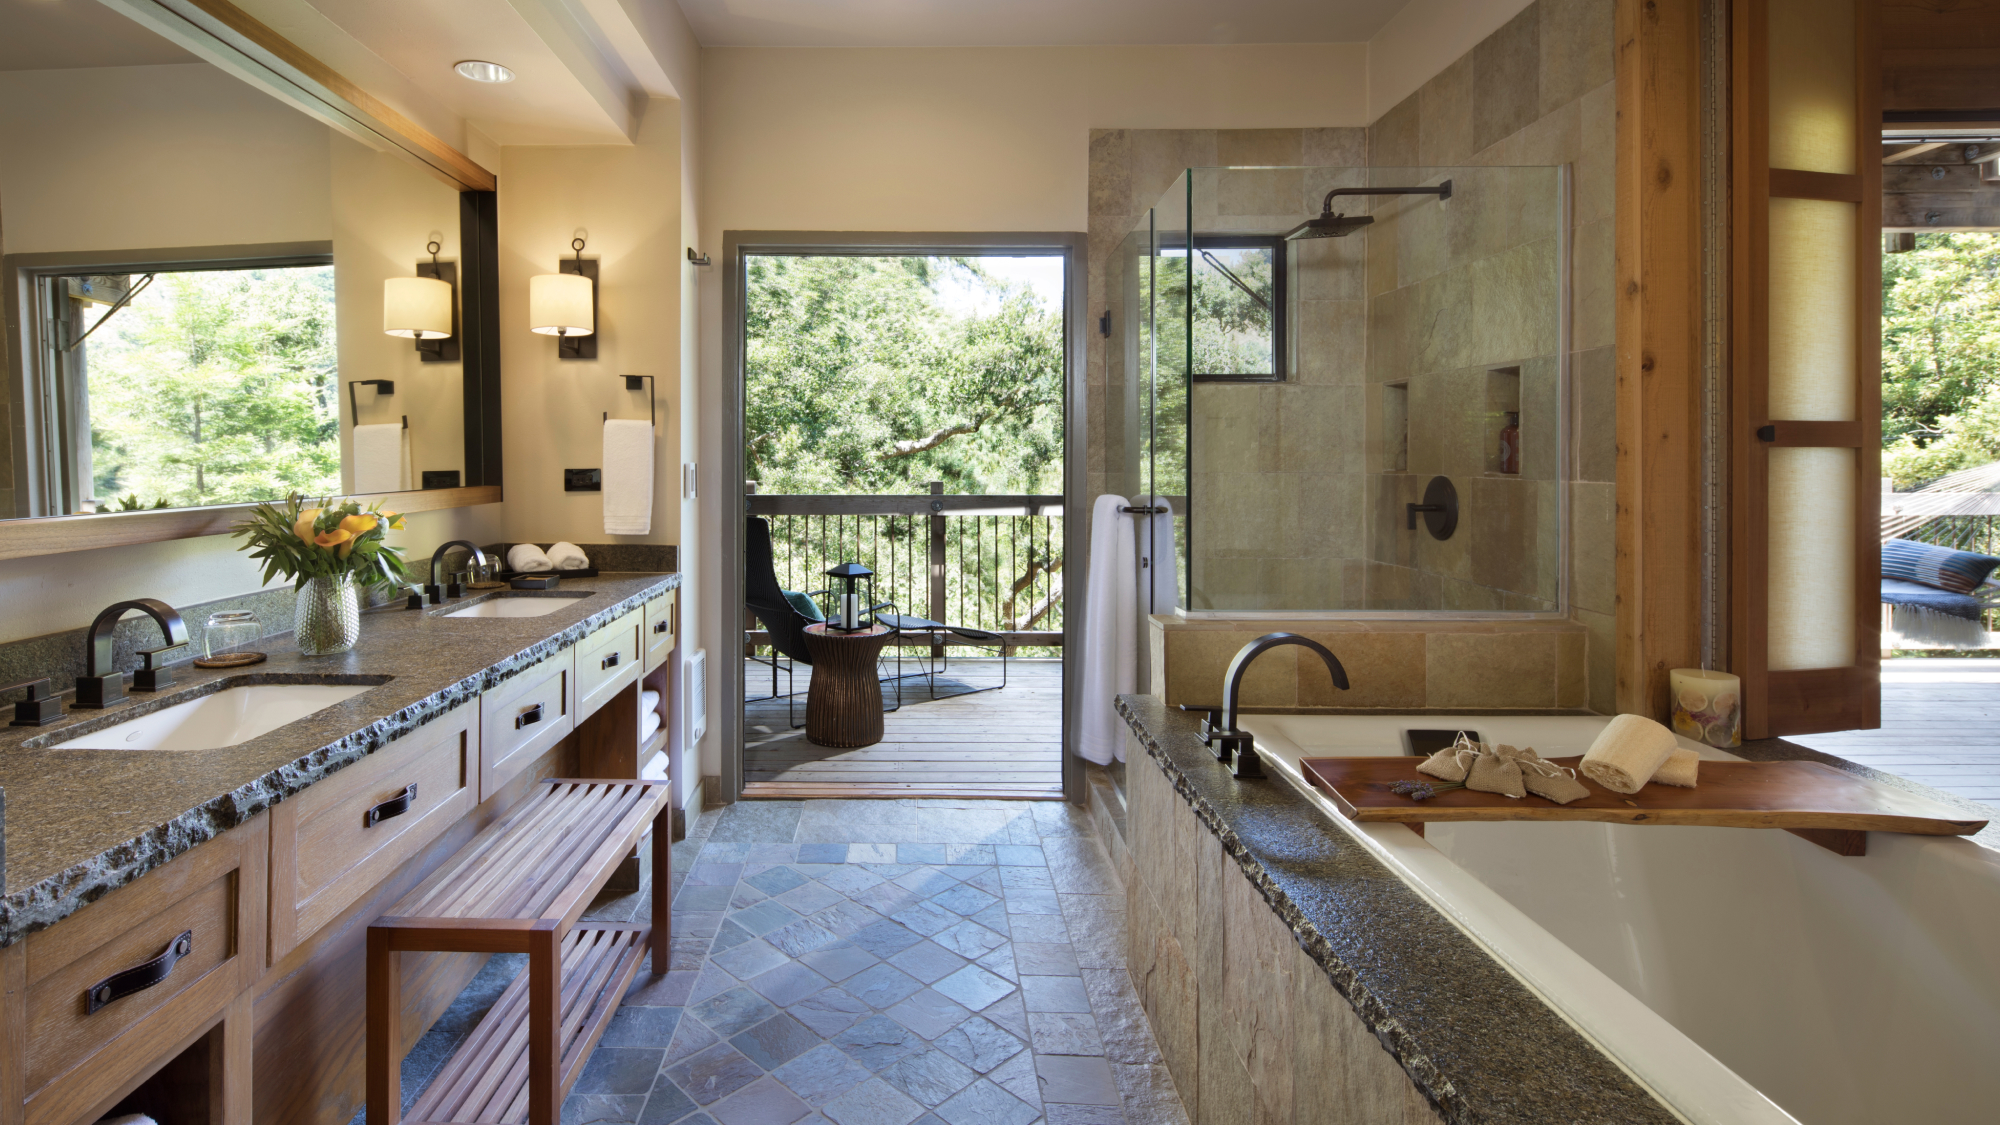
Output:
379 798 1189 1125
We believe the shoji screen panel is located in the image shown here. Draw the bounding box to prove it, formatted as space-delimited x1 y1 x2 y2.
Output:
1732 0 1881 738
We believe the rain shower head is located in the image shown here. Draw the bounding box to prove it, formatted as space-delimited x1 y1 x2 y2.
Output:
1283 179 1453 241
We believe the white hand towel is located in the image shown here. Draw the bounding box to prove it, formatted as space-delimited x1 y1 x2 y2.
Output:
603 419 654 535
641 749 669 781
642 708 663 744
548 542 590 570
508 543 553 573
1079 494 1139 765
642 689 661 712
352 424 409 494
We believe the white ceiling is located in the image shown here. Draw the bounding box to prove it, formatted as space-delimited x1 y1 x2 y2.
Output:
0 0 198 71
674 0 1414 48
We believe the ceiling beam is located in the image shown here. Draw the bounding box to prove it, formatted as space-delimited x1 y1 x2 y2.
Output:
1882 140 1951 163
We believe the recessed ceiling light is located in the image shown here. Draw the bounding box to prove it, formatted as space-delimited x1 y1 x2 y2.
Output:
454 60 514 84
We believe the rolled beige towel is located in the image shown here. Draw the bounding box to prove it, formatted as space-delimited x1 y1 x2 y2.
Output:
1653 747 1701 788
508 543 553 573
1580 714 1680 794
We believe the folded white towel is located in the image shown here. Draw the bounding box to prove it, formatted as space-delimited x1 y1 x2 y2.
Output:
352 423 409 494
603 419 654 535
1580 714 1680 794
641 749 669 781
642 689 661 712
548 541 590 570
508 543 553 573
1079 495 1138 766
642 708 663 744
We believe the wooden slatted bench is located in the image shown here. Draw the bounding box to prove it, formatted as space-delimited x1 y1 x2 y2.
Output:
367 779 673 1125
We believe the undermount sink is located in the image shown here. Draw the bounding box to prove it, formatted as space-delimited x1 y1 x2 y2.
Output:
57 683 374 751
441 594 589 619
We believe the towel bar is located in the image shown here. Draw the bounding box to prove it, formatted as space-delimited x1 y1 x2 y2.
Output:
347 379 396 427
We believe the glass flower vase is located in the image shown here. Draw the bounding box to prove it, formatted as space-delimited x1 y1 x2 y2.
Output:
295 574 361 656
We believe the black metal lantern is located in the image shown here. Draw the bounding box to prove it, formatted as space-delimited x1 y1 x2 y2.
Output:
825 562 875 632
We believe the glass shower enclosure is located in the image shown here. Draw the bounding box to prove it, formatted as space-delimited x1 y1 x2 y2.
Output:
1112 164 1570 616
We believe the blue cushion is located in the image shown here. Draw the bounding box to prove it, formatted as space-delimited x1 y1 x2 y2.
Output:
1881 538 2000 595
783 589 825 622
1881 578 1984 621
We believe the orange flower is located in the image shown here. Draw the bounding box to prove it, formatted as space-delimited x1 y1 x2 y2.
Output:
313 528 353 550
293 508 323 542
340 513 378 537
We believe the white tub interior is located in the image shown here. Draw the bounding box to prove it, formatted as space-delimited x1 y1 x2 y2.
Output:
1236 713 2000 1125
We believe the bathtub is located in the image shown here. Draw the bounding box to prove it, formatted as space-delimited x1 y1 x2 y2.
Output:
1237 713 2000 1125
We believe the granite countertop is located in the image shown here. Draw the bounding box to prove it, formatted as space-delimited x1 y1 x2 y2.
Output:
0 572 679 946
1115 694 1681 1125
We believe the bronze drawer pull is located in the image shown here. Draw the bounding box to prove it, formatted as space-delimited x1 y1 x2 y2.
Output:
515 703 544 730
653 620 669 634
87 930 192 1014
366 784 418 827
601 652 621 670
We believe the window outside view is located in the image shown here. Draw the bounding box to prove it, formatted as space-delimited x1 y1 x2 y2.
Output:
79 264 340 512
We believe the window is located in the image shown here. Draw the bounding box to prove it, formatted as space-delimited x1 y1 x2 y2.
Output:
31 260 339 514
1188 235 1287 382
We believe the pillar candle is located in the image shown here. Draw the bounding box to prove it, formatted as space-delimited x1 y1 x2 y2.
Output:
1669 668 1741 749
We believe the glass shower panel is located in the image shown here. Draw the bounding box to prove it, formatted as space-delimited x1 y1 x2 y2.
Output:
1142 164 1567 615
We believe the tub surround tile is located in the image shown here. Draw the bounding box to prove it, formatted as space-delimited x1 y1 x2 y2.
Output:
0 571 680 945
1115 694 1679 1125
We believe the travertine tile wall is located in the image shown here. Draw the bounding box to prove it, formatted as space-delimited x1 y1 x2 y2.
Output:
1086 0 1617 712
1125 738 1444 1124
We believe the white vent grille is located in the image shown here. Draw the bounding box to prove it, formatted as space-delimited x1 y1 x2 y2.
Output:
686 649 708 746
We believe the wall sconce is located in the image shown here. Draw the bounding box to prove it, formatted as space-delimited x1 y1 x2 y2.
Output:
530 236 597 359
383 240 457 363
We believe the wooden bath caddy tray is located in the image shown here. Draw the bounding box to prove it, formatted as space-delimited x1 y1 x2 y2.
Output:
1300 756 1987 856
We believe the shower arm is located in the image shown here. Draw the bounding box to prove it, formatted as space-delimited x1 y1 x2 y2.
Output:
1314 181 1453 215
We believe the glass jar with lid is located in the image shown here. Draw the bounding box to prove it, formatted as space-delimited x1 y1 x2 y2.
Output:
201 610 265 666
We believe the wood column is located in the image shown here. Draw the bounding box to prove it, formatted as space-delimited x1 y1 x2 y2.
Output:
1615 0 1708 718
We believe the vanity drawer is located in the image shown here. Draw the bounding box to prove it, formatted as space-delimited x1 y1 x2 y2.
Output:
20 814 265 1122
644 591 677 672
270 709 476 961
577 608 642 718
482 655 573 801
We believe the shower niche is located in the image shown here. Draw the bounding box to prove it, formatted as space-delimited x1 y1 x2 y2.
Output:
1116 163 1570 616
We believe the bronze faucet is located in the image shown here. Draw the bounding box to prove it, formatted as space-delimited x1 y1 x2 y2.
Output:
1199 632 1349 779
427 541 490 603
73 599 189 709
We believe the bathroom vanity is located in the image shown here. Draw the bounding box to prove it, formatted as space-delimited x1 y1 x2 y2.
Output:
0 573 679 1125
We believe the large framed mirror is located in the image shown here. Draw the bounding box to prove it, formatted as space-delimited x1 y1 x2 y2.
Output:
0 0 499 558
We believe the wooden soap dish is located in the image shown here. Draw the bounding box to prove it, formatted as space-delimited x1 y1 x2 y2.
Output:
1300 755 1988 857
192 652 267 669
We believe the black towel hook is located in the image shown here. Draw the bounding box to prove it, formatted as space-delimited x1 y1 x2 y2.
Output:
605 374 657 430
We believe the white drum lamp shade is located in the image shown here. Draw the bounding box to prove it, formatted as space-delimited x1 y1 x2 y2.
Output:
382 275 454 339
530 272 594 337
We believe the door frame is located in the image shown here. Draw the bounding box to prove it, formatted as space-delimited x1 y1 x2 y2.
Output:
719 231 1090 804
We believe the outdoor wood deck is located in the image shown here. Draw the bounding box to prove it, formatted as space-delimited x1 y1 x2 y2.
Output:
743 657 1063 799
1788 658 2000 807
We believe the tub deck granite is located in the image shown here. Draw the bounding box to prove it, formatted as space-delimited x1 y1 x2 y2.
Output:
1115 693 1680 1125
0 572 678 946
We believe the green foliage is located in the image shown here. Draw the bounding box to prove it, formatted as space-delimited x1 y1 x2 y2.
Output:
232 494 410 591
1882 234 2000 488
86 266 340 508
743 256 1063 495
89 493 170 514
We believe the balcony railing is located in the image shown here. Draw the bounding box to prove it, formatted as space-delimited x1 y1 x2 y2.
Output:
748 484 1064 653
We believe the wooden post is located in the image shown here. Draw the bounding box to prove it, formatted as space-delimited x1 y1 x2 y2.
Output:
651 806 672 973
929 482 946 660
364 928 400 1124
527 924 561 1125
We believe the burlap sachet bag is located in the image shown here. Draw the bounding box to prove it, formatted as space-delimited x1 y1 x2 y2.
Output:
1499 744 1590 805
1416 736 1475 782
1465 742 1525 798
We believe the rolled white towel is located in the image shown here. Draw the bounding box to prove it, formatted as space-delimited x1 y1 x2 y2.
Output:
642 689 661 712
1580 714 1680 794
508 543 553 573
98 1116 159 1125
548 541 590 570
641 749 669 781
1653 747 1701 788
641 708 663 744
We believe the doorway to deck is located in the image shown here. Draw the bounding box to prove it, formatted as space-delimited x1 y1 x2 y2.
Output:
722 235 1085 803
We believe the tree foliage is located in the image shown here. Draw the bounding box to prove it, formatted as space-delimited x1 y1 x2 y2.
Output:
1882 233 2000 488
86 266 340 508
743 256 1063 495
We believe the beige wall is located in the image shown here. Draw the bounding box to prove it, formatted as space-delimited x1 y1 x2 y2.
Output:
330 133 467 492
0 64 330 255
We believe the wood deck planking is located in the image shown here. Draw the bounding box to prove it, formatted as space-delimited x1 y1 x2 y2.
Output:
745 658 1063 798
1788 659 2000 809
